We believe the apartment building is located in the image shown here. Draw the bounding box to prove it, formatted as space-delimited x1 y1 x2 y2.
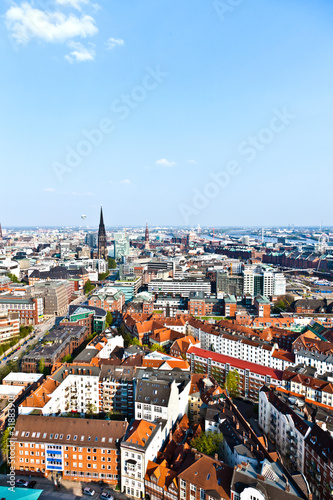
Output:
148 278 211 298
258 386 311 473
0 311 19 343
187 346 283 400
19 364 100 415
11 415 127 485
134 370 191 435
178 454 233 500
304 424 333 500
121 420 164 498
281 366 333 408
0 295 43 325
99 365 135 419
295 349 333 375
89 286 125 314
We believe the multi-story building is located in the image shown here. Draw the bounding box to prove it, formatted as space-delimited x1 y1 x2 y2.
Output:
254 295 271 318
178 454 233 500
258 386 311 473
304 424 333 500
11 415 128 484
32 281 69 317
0 311 20 343
216 271 243 299
187 346 283 400
0 295 43 325
120 420 164 498
21 325 88 373
89 286 125 314
148 278 211 298
295 349 333 375
99 365 135 419
19 364 100 415
134 369 191 435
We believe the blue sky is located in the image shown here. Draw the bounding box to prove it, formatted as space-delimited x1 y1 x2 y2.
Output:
1 0 333 227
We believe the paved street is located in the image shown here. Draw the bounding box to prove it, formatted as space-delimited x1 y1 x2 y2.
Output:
0 473 131 499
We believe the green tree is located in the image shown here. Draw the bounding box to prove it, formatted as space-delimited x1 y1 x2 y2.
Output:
191 431 223 456
1 427 12 462
105 312 113 329
86 403 97 416
98 272 110 281
38 358 45 374
150 343 166 353
7 273 20 283
61 354 72 363
130 337 142 346
107 257 117 269
84 279 95 295
224 370 240 398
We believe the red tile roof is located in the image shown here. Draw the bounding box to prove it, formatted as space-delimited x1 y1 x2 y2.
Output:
187 346 283 380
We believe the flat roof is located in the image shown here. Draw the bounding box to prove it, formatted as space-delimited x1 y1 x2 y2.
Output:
3 372 42 383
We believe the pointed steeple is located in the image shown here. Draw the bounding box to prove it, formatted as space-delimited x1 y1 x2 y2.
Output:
98 207 107 260
144 222 150 249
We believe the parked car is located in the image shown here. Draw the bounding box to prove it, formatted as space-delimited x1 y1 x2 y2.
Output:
16 479 29 487
101 493 114 500
83 487 96 496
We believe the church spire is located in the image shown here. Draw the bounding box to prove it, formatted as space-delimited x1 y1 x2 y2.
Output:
98 207 107 260
144 221 150 249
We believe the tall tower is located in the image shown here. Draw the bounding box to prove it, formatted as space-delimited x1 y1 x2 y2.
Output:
145 222 150 249
98 207 107 260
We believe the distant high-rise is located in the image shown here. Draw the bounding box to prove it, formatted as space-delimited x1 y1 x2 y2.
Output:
98 207 107 260
145 222 150 249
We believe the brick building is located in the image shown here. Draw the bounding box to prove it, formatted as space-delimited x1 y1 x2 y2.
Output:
11 415 128 485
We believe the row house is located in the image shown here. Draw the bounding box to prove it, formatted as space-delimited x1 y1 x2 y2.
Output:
134 370 191 437
281 368 333 408
145 461 178 500
178 454 233 500
11 415 127 485
99 365 135 419
121 419 165 499
258 386 311 473
187 346 283 401
169 335 199 359
305 424 333 500
295 349 333 375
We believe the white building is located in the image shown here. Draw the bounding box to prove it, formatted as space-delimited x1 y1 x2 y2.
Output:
258 386 311 473
120 420 165 498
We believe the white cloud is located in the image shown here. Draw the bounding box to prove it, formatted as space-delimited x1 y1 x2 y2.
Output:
65 41 95 62
110 179 131 185
105 37 124 50
43 187 55 192
155 158 177 167
187 159 198 165
56 0 90 10
5 2 98 45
